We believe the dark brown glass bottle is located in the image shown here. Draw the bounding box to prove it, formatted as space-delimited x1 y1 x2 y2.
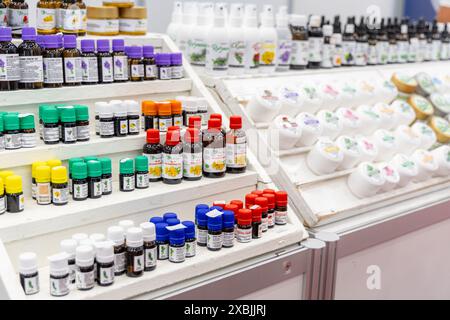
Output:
202 118 226 178
77 0 86 36
18 27 44 89
43 35 64 88
8 0 29 38
162 129 183 185
183 128 202 181
143 129 163 183
62 34 81 86
128 46 144 82
0 27 20 91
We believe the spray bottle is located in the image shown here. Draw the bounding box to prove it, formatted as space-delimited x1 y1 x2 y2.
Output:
243 4 260 74
205 3 230 76
188 2 213 67
166 2 183 44
258 5 278 74
228 3 246 75
177 2 197 56
275 5 292 72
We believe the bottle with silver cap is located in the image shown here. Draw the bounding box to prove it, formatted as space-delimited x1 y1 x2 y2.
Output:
19 252 40 295
140 222 157 272
95 241 115 286
107 226 127 276
60 239 77 284
48 253 70 297
126 227 144 277
75 245 95 290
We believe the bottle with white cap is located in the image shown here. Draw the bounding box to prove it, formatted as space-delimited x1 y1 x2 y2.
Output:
107 226 126 276
167 2 183 43
19 252 40 295
71 233 88 244
188 2 213 67
48 253 70 297
75 245 95 290
90 233 106 243
228 3 246 75
205 3 230 76
98 102 114 138
321 24 334 69
243 4 260 74
60 239 77 284
118 220 135 236
289 14 309 70
307 15 323 69
125 100 140 135
258 5 278 74
275 6 292 72
95 102 108 136
177 2 198 54
126 227 144 277
140 222 157 272
111 100 128 137
95 241 115 286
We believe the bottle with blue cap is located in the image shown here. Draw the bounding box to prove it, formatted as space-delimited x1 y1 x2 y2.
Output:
196 208 209 247
222 210 235 248
166 218 180 226
150 216 164 225
163 212 177 222
155 223 169 260
207 210 223 251
195 204 209 224
182 221 196 257
169 228 186 263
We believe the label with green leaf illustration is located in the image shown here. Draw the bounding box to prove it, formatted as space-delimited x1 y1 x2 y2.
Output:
399 155 417 172
412 96 433 113
73 182 88 199
207 233 223 249
342 40 356 65
114 252 126 274
4 133 21 149
197 228 207 245
22 274 39 295
229 40 245 69
136 173 149 188
323 111 340 128
206 42 230 71
376 41 389 64
342 137 359 153
381 132 396 145
364 164 383 184
91 181 102 197
133 254 144 272
101 177 112 194
188 38 207 66
158 243 169 260
121 175 135 191
169 245 186 263
145 247 157 268
98 266 114 285
291 40 309 66
76 269 94 290
163 154 183 179
185 241 196 257
50 274 69 296
319 139 342 160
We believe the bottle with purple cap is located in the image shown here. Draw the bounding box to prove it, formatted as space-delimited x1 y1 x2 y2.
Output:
63 34 82 86
18 27 43 90
80 39 98 84
155 53 171 80
112 38 128 82
0 27 19 91
128 45 144 82
143 45 157 81
43 35 64 88
97 39 113 83
170 52 183 79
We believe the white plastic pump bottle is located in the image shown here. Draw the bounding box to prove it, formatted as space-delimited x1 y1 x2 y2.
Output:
205 3 230 76
177 2 198 55
275 5 292 71
228 3 246 75
166 2 183 43
258 5 278 74
243 4 260 74
188 3 213 67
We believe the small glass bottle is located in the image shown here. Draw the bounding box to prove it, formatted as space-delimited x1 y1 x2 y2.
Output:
321 24 334 69
112 38 128 82
18 27 44 90
222 210 235 248
290 14 309 70
157 101 172 132
143 45 157 80
354 17 368 66
60 239 77 284
67 158 82 194
342 17 356 66
128 45 144 81
170 52 183 79
42 107 59 144
196 98 209 127
71 162 88 201
251 205 262 239
96 242 115 286
19 252 39 295
226 115 247 174
155 223 169 260
143 129 163 182
255 197 269 232
397 18 409 64
62 34 82 86
60 0 80 35
74 105 90 142
5 175 24 213
87 160 102 199
170 100 183 127
135 155 149 189
43 35 64 88
48 253 70 297
388 19 398 64
51 166 69 206
275 191 288 225
307 15 323 69
182 221 196 258
169 229 185 263
196 208 208 247
126 227 144 278
35 165 51 205
99 158 112 196
119 158 135 192
126 100 140 135
97 39 113 83
140 222 157 271
80 39 99 85
142 100 158 131
236 209 252 243
263 193 276 229
75 245 95 291
0 177 6 215
0 114 4 152
107 226 126 276
8 0 29 38
3 113 21 150
77 0 86 36
60 107 77 144
203 118 226 178
0 27 20 91
19 113 36 148
207 214 223 251
182 128 202 181
162 129 183 185
111 100 127 137
182 98 198 127
156 53 172 80
36 0 57 35
98 102 114 138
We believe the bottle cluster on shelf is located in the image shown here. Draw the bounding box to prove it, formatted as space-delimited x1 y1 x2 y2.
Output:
0 27 183 91
167 1 450 76
0 111 36 150
16 188 289 297
31 159 71 205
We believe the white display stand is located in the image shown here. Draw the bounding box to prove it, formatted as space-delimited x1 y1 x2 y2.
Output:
0 34 308 300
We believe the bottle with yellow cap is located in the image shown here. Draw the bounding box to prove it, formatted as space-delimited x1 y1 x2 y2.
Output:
5 175 24 213
36 165 52 205
31 161 47 200
0 170 15 186
0 177 5 215
52 166 69 205
47 159 63 170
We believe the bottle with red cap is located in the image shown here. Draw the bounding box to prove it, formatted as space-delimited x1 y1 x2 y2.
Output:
250 205 263 239
188 116 202 130
162 129 183 184
143 129 163 182
236 209 252 243
202 118 226 178
182 128 202 181
245 193 258 209
255 197 269 232
226 115 247 174
275 191 288 225
262 193 276 229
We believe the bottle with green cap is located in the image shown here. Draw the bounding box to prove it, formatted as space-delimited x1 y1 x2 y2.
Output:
72 162 88 201
51 166 69 206
135 156 149 189
74 105 90 142
0 114 5 151
5 175 24 213
83 156 98 162
19 114 37 148
0 177 5 215
99 158 112 195
68 158 83 194
35 165 51 205
42 106 60 144
60 107 77 144
3 113 22 150
87 160 102 199
119 158 135 192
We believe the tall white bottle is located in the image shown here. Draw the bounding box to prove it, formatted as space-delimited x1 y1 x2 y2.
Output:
177 2 198 56
275 5 292 72
188 3 213 67
228 3 246 75
205 3 230 76
166 2 183 43
243 4 260 74
258 5 278 74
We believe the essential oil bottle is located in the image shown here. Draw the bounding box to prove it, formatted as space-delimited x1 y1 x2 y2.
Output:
5 175 23 213
75 245 95 291
236 209 252 243
19 113 36 148
51 166 69 206
169 228 186 263
80 39 99 85
43 35 64 88
170 100 183 127
142 100 158 131
48 253 70 297
18 27 43 90
68 158 82 194
263 193 276 229
143 129 163 182
36 0 57 35
19 252 40 295
226 115 247 174
60 107 77 144
156 53 172 80
97 39 113 83
8 0 29 38
170 52 183 79
307 15 323 69
207 214 223 251
162 129 183 185
111 100 127 137
203 118 226 178
74 105 90 142
140 222 157 271
157 101 173 132
196 208 209 247
119 158 135 192
255 197 269 232
0 177 6 215
96 241 115 286
143 45 157 80
251 205 262 239
98 102 114 138
182 221 196 258
135 155 149 189
72 162 88 201
0 27 19 91
99 158 112 196
183 128 202 181
275 191 288 225
112 39 128 82
107 226 126 276
126 100 140 135
126 227 144 278
128 45 144 82
42 107 59 144
155 223 169 260
60 239 77 284
62 34 82 86
3 113 21 150
87 160 102 199
222 210 235 248
35 165 51 205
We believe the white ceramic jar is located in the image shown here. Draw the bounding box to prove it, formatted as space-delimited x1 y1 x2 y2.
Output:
306 137 344 175
390 154 419 187
316 110 343 139
347 162 386 198
246 88 282 123
411 122 437 150
270 115 302 150
336 135 361 170
394 125 422 155
295 113 323 146
372 129 398 161
432 145 450 177
356 105 382 136
378 162 401 192
412 149 439 182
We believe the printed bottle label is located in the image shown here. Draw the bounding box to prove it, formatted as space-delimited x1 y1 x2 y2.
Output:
145 247 157 268
169 245 185 262
0 135 4 151
163 154 183 180
236 227 252 243
188 38 207 66
145 65 157 78
418 39 427 62
183 152 202 178
223 231 234 247
206 42 230 72
92 181 102 197
229 40 246 69
244 41 260 70
171 65 183 79
409 38 419 62
63 127 77 142
22 275 39 295
119 18 147 33
37 8 56 30
21 132 36 148
131 64 144 78
158 243 169 259
259 40 277 67
277 40 292 68
173 115 183 127
8 8 28 29
76 270 95 290
77 125 90 140
43 127 59 143
114 252 126 274
98 266 114 285
342 40 356 65
50 275 69 296
128 118 139 133
19 56 43 83
144 153 162 179
268 211 275 227
133 254 144 272
197 228 207 245
159 66 171 80
37 182 51 204
207 233 223 249
333 45 343 66
321 43 333 68
73 183 88 199
354 42 368 65
0 54 20 81
68 262 76 283
81 57 99 82
397 41 409 63
43 57 63 84
118 119 128 135
4 133 21 149
432 40 440 61
52 187 69 204
158 117 172 132
0 9 7 27
136 173 149 188
64 57 82 83
203 147 226 173
0 196 6 214
79 9 87 31
121 176 135 191
291 40 309 66
113 55 128 80
18 194 24 211
185 241 196 257
61 9 80 31
308 37 323 63
100 120 114 136
368 45 378 64
101 57 114 82
388 44 398 63
262 216 268 232
376 41 389 64
226 140 246 168
101 177 112 194
87 18 119 34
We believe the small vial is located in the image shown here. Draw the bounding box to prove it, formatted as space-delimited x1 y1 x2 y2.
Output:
90 233 106 243
275 191 288 225
255 197 269 232
97 39 113 83
42 107 59 145
196 98 209 127
140 222 157 271
126 100 140 135
156 53 172 80
80 39 99 85
182 98 198 127
157 101 173 132
75 245 95 291
99 158 113 196
87 160 102 199
3 113 21 150
143 129 163 182
170 100 183 127
142 100 158 131
5 175 24 213
119 158 135 192
207 214 223 251
263 193 276 229
19 252 40 295
111 100 128 137
0 114 4 152
135 156 149 189
196 209 209 247
43 35 64 88
62 35 82 86
150 217 164 225
60 107 77 144
48 253 70 297
183 128 202 181
112 39 128 82
19 114 37 148
98 102 114 138
224 203 239 229
182 221 196 258
226 115 247 174
169 228 186 263
67 158 82 194
170 52 183 79
60 239 77 284
107 226 126 276
251 205 263 239
51 166 69 206
155 223 169 260
236 209 252 243
222 210 235 248
126 227 144 278
143 45 157 80
35 165 51 205
71 162 88 201
95 241 115 286
74 105 90 142
127 45 144 82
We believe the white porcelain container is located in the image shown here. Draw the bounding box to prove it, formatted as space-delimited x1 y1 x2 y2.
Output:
356 105 382 136
373 102 398 130
316 110 343 139
246 88 282 123
356 136 379 163
336 107 362 136
306 137 344 175
372 129 398 161
390 154 419 187
378 162 401 192
412 149 439 182
336 135 362 170
411 122 437 150
278 86 304 117
319 83 341 110
269 115 302 150
347 162 386 198
295 113 323 146
432 145 450 177
394 125 422 155
298 83 322 114
391 99 416 126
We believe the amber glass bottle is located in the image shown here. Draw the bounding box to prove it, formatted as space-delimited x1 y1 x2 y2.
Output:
60 0 80 35
18 27 43 90
36 0 57 35
8 0 29 38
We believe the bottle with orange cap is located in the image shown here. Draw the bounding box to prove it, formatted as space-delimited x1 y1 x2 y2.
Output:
202 118 226 178
170 100 183 128
157 101 173 132
141 100 158 131
226 115 247 174
143 129 163 182
162 128 183 184
183 128 203 181
236 208 252 243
